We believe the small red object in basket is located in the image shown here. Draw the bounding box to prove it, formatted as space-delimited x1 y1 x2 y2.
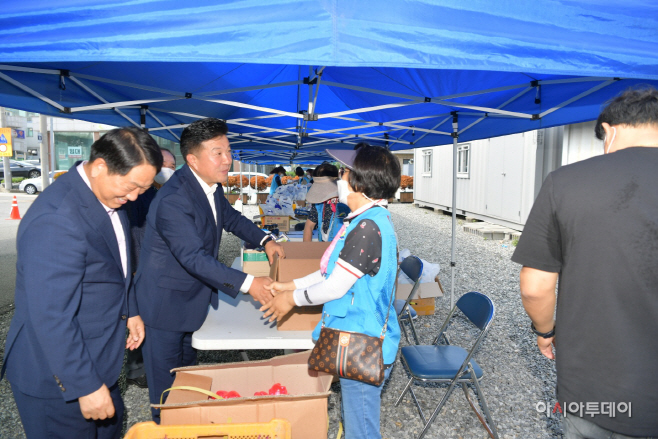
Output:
268 383 288 395
254 391 268 396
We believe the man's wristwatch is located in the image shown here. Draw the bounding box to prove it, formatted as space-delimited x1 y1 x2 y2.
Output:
531 323 555 338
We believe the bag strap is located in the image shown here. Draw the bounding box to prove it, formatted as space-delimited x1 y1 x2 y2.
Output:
160 386 220 404
379 264 398 338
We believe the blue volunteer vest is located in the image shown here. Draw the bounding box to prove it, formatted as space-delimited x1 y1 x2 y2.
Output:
269 175 281 195
312 206 400 365
314 203 349 243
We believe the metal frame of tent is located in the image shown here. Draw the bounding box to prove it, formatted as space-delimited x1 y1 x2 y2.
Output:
0 63 631 307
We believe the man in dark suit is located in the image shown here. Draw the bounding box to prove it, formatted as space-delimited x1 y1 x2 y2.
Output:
135 118 284 422
123 147 177 389
2 127 163 439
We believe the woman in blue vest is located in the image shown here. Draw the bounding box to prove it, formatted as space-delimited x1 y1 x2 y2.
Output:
303 163 350 242
268 166 285 196
262 144 401 439
295 166 311 185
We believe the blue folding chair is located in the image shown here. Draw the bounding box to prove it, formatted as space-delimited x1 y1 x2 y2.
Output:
394 255 423 345
395 291 498 439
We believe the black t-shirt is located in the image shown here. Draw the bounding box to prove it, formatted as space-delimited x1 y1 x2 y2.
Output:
338 218 382 277
512 147 658 436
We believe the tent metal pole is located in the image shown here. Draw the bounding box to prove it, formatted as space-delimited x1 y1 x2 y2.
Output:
204 99 303 119
72 72 184 96
319 100 423 119
146 110 180 141
539 79 616 118
68 76 146 128
69 98 179 113
459 87 534 135
411 116 453 145
432 100 533 119
0 64 61 75
0 72 65 112
197 80 304 97
148 123 188 132
228 120 298 136
450 113 459 310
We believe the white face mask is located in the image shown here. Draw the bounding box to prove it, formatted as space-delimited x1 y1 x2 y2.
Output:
154 167 175 185
336 179 352 205
605 127 616 154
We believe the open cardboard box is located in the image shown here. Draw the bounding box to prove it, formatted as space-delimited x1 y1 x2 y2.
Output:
270 241 329 331
156 351 332 439
396 274 444 300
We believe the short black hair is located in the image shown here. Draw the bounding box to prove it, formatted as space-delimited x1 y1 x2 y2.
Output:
160 147 176 165
595 86 658 140
313 162 339 178
89 127 162 176
295 166 305 177
180 118 228 161
348 143 400 199
269 166 286 175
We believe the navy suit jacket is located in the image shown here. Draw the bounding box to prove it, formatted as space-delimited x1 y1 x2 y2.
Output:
134 164 267 333
2 166 133 401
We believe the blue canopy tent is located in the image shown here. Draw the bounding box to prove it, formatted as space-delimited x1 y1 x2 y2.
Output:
1 0 657 305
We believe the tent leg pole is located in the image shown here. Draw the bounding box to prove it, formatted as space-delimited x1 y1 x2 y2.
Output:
450 113 458 310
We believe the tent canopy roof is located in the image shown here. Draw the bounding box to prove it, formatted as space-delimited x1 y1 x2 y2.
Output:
1 1 657 163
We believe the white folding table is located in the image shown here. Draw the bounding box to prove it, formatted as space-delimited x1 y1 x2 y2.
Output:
191 257 315 351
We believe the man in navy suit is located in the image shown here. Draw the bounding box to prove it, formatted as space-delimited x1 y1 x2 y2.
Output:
2 127 163 439
134 118 284 422
123 147 177 389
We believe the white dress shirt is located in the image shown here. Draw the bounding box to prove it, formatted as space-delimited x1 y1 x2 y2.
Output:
77 162 128 278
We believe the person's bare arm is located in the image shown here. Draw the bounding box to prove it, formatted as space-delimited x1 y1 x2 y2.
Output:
303 219 316 242
520 266 558 359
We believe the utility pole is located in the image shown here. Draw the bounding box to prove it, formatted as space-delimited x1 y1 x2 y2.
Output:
39 114 50 191
1 107 13 190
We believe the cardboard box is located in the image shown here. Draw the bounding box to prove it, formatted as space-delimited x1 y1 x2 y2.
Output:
157 351 332 439
409 297 436 315
270 242 329 330
262 215 290 232
396 275 444 300
242 249 271 277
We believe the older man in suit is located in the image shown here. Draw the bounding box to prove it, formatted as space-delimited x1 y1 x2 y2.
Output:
2 127 162 439
135 118 284 422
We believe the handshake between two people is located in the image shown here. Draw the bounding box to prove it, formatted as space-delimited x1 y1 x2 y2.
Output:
246 277 297 323
247 240 296 322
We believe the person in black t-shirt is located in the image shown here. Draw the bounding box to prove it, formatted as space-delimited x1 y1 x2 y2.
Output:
512 87 658 438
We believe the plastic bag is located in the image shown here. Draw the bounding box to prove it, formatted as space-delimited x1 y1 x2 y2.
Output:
398 248 440 284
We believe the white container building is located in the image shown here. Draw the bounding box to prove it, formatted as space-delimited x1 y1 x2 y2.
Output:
412 121 604 230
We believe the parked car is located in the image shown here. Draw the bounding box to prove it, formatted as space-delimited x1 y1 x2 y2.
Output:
19 170 67 195
0 160 41 179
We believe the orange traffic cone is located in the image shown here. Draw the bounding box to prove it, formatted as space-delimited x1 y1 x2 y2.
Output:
8 195 21 220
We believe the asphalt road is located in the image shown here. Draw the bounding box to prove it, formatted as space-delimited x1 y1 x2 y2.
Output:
0 192 37 310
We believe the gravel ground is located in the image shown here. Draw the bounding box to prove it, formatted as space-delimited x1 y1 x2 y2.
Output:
0 203 561 438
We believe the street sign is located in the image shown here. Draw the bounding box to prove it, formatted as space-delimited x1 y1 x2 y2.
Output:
0 128 13 157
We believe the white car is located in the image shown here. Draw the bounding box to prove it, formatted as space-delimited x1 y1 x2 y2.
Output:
19 170 68 195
